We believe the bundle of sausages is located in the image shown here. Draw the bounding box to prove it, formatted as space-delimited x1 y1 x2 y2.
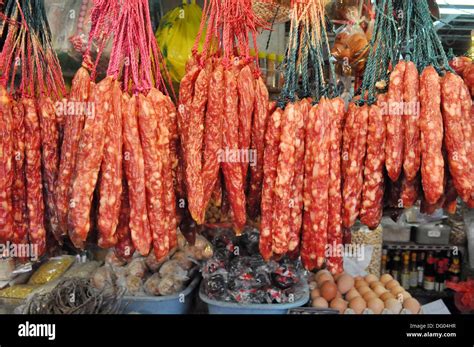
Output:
260 98 346 275
0 0 66 258
58 0 178 262
259 0 347 273
178 0 269 233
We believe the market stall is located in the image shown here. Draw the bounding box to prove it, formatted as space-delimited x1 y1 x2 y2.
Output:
0 0 473 317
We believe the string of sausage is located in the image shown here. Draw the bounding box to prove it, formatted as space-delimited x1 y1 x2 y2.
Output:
301 102 317 270
237 64 255 188
0 87 14 244
222 68 246 233
386 60 406 182
247 76 269 218
441 72 473 206
56 67 91 236
23 98 46 256
38 96 60 240
162 94 179 250
459 81 474 208
149 89 177 256
98 81 123 248
326 98 345 274
272 102 298 255
180 65 210 225
259 108 283 261
10 100 28 246
302 100 331 269
288 100 308 252
202 64 224 212
122 94 151 256
68 78 112 249
419 66 444 205
402 61 421 182
137 92 168 259
360 97 386 230
342 104 369 229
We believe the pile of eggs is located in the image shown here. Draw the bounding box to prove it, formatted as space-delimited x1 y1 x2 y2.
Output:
309 270 421 314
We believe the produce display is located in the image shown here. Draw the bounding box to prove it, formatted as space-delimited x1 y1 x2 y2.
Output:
309 270 422 314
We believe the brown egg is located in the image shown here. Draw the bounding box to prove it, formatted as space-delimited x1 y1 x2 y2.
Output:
385 298 402 314
321 281 338 302
335 291 343 299
349 297 367 314
330 298 348 314
311 297 329 309
401 291 412 301
310 288 321 300
309 281 318 290
363 291 378 302
380 274 393 285
345 288 360 301
385 280 400 291
403 298 421 314
391 286 405 298
369 281 383 290
367 298 385 314
380 292 395 302
373 285 388 297
317 272 334 287
337 274 355 294
354 276 364 281
355 279 368 289
334 271 346 281
315 270 332 283
365 274 378 284
357 285 371 296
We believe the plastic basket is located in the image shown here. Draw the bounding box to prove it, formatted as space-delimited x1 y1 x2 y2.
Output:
199 282 309 314
121 276 200 314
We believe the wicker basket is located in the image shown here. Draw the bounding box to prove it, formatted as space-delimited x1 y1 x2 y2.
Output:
253 0 291 24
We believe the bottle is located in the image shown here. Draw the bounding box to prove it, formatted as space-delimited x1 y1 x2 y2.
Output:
391 251 401 282
401 252 411 290
409 251 418 288
266 53 277 89
381 249 388 275
435 259 446 292
447 256 461 283
258 51 267 80
417 252 426 288
423 252 436 291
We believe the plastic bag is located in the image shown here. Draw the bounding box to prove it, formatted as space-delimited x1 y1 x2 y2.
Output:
0 284 40 299
331 4 373 76
155 0 206 82
28 256 75 285
447 280 474 313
